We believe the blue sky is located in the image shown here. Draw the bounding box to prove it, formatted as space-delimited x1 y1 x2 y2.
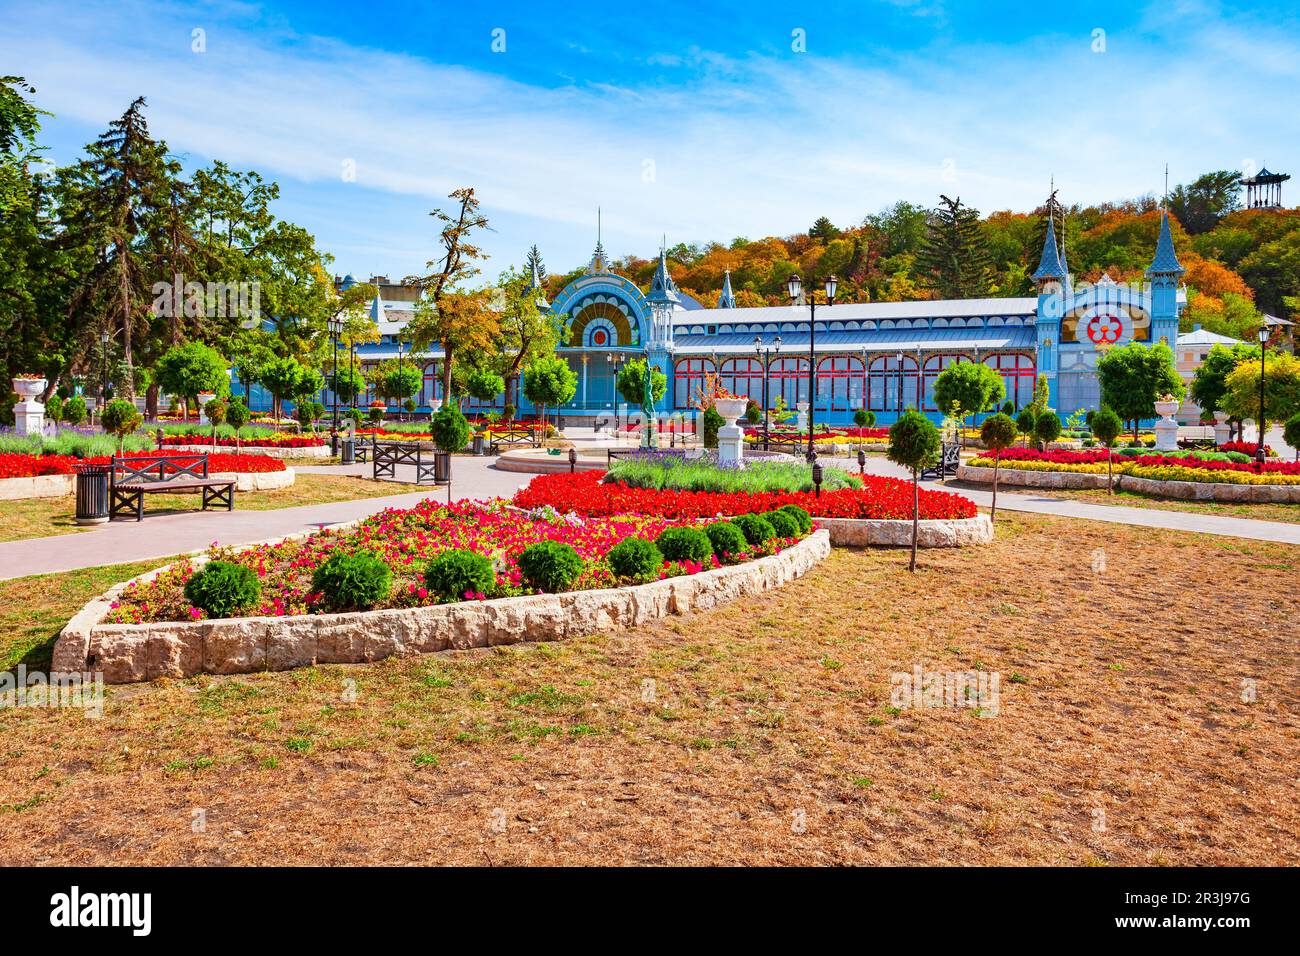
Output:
2 0 1298 279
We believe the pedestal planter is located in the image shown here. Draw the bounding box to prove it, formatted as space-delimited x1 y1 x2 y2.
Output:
197 392 217 425
714 398 748 467
11 376 46 436
795 401 809 432
1213 410 1231 446
1154 399 1180 451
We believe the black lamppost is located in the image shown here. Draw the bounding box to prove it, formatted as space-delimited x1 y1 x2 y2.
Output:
753 333 782 446
396 340 404 421
99 331 110 419
605 353 624 432
786 273 837 461
1257 325 1270 467
327 318 343 453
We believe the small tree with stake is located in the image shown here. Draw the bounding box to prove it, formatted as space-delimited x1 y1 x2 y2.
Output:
204 398 227 451
225 400 250 452
1033 409 1061 451
979 412 1017 523
1015 407 1037 448
1090 406 1123 493
100 398 142 455
887 408 941 573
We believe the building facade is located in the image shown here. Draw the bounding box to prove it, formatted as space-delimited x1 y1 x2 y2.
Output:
277 210 1196 427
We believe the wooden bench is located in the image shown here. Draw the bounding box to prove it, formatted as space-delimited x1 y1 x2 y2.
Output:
109 454 236 521
489 425 537 454
920 442 961 481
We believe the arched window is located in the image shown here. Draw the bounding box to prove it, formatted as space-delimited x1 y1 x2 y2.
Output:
673 357 715 409
770 356 810 408
719 357 763 403
815 355 865 412
983 352 1036 409
420 361 439 406
867 354 919 412
922 353 971 412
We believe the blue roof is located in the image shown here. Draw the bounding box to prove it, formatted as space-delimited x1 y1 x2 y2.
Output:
1146 212 1185 276
1031 218 1066 281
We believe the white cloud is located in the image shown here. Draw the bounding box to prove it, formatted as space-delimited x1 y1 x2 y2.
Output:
1 0 1296 275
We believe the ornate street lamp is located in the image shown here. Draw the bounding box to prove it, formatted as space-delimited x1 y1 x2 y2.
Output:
327 317 343 454
753 332 782 446
787 273 836 461
1257 325 1270 467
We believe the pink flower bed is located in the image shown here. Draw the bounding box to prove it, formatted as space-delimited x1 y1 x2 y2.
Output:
104 499 799 624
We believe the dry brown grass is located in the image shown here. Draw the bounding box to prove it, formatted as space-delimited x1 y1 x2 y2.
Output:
966 482 1300 525
0 512 1296 866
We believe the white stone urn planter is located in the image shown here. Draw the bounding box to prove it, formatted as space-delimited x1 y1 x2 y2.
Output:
12 376 47 436
197 391 217 424
1153 398 1180 451
1213 410 1231 446
714 397 749 467
795 400 809 431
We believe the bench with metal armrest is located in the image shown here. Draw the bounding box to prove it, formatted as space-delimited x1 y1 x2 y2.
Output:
109 453 236 521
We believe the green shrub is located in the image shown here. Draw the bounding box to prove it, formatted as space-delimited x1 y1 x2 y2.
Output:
424 549 496 602
853 407 876 428
44 394 63 424
516 540 584 593
702 405 723 448
763 509 800 539
654 526 713 564
100 398 143 452
311 550 392 611
431 402 472 453
63 395 87 427
778 504 813 535
606 537 663 582
703 521 748 557
731 513 776 546
183 561 261 618
1033 410 1062 446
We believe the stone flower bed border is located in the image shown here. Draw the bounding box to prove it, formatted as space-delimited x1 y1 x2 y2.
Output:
162 442 329 459
957 463 1300 503
815 515 993 547
54 528 832 683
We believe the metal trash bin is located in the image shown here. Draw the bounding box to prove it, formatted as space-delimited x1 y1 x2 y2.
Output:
74 463 112 525
472 434 485 456
340 439 355 465
433 450 452 483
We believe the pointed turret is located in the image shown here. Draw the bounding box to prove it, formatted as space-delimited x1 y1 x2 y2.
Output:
717 269 736 309
647 247 680 305
587 208 609 274
1032 217 1067 284
370 288 385 324
1146 211 1184 277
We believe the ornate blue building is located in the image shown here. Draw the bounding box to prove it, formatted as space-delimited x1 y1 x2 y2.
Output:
304 210 1189 427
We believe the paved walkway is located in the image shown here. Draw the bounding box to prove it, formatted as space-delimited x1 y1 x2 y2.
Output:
3 444 1298 580
0 458 536 581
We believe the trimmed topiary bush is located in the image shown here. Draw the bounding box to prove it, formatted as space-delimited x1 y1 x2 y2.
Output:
311 550 392 611
424 549 496 602
606 537 663 582
183 561 261 618
777 504 812 535
730 513 776 546
654 525 713 563
516 540 584 593
763 509 800 539
703 521 748 557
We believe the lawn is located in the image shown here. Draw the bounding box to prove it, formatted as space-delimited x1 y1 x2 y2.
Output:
0 473 413 543
0 512 1295 865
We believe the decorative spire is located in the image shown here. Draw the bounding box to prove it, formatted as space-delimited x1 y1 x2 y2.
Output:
1032 216 1066 282
647 245 680 305
1146 211 1184 277
587 207 608 274
370 287 385 323
717 269 736 308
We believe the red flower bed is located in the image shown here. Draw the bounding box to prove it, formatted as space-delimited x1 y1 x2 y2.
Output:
1219 441 1275 457
0 451 285 478
513 470 977 521
0 453 79 478
158 433 324 448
